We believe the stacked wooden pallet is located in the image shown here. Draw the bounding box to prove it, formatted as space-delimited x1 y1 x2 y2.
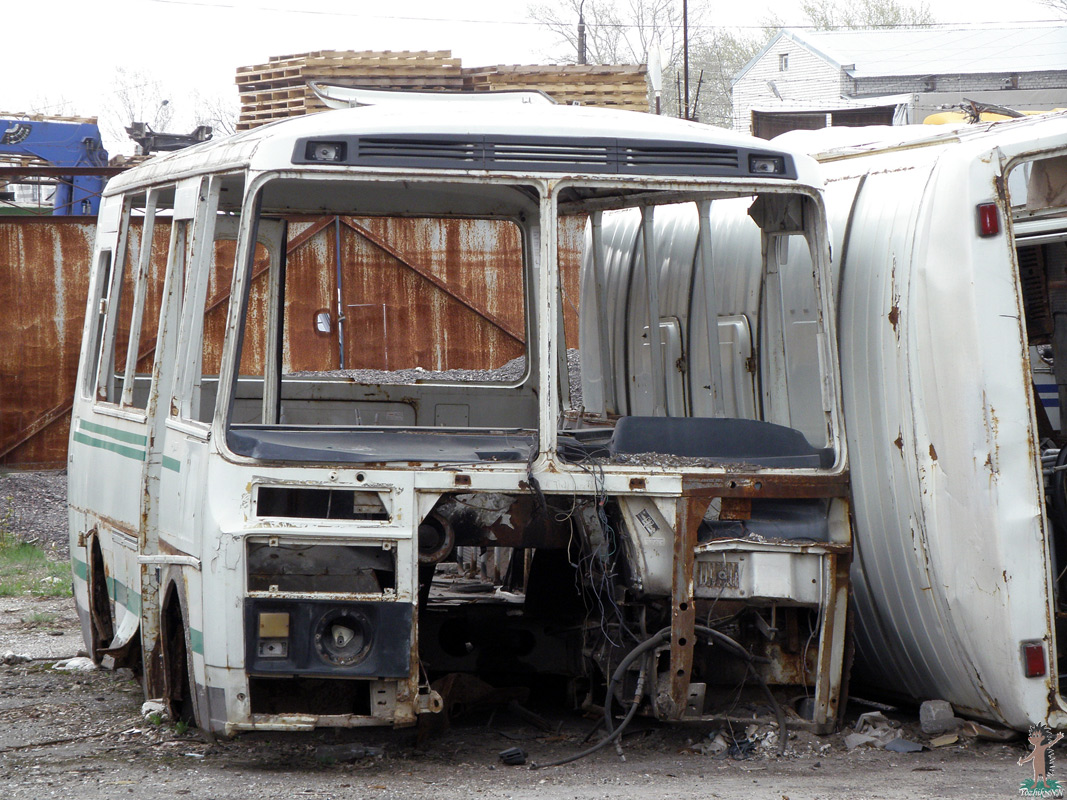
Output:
462 65 649 111
236 50 464 130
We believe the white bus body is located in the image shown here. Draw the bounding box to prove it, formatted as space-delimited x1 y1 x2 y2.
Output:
69 101 851 734
771 114 1067 730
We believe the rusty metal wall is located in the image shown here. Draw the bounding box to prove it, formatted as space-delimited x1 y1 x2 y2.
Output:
1 215 585 468
0 218 95 469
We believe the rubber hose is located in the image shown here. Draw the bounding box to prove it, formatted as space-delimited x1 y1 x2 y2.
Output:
530 653 650 769
604 627 672 734
534 624 789 766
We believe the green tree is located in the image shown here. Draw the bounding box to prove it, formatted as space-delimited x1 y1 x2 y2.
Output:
527 0 756 124
797 0 934 30
528 0 703 67
527 0 933 128
685 29 765 127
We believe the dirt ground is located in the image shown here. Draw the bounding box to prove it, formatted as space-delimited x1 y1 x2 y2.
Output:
0 473 1044 799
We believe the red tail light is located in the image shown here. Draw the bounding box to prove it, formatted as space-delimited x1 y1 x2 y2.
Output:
977 203 1000 237
1022 641 1047 678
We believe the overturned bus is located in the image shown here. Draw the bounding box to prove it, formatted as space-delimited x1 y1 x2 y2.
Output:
68 97 851 734
769 114 1067 730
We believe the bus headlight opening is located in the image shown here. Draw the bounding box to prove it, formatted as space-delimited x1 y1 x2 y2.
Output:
749 155 785 174
314 609 372 666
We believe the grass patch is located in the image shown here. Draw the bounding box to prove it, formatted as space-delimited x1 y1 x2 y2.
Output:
0 528 72 598
22 610 58 626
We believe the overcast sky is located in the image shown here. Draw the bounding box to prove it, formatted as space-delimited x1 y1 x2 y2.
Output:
3 0 1061 153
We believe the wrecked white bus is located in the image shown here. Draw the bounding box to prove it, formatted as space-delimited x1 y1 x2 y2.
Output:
765 114 1067 731
68 98 851 735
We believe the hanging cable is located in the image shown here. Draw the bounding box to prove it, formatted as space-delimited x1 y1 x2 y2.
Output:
533 623 788 767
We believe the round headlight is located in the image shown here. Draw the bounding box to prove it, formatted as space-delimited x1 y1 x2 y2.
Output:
314 609 372 666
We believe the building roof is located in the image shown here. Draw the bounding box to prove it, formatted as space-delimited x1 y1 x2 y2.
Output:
736 25 1067 84
747 93 915 114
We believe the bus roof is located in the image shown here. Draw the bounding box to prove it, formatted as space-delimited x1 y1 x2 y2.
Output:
773 111 1067 163
104 102 824 195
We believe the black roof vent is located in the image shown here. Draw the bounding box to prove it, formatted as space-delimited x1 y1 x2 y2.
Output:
293 133 795 179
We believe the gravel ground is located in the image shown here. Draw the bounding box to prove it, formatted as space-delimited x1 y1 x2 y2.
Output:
0 470 1043 798
0 647 1035 800
0 470 68 558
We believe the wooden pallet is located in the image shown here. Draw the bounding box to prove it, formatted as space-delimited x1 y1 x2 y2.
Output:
462 65 649 112
235 51 649 130
0 111 99 125
236 49 468 130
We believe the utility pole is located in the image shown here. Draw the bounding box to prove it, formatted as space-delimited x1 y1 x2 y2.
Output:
577 1 587 65
683 0 690 120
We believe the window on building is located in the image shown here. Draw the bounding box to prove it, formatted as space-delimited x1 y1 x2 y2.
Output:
779 53 789 72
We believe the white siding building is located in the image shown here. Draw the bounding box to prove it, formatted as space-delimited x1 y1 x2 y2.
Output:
732 26 1067 137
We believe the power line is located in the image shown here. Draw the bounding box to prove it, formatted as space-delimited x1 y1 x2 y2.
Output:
137 0 1067 30
141 0 537 25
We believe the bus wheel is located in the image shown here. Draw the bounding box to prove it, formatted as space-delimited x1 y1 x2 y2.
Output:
162 593 197 727
88 540 114 663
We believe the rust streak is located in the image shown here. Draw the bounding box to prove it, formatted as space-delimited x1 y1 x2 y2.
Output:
669 494 706 719
683 472 850 499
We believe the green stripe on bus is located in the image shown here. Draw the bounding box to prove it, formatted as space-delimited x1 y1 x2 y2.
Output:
190 628 204 655
105 575 142 615
162 456 181 473
79 419 148 447
73 431 146 463
72 556 88 581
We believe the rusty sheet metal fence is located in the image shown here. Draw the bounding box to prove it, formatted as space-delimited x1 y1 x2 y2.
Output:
1 215 584 469
0 218 94 469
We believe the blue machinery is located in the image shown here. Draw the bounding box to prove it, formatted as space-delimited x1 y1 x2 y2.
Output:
0 118 110 215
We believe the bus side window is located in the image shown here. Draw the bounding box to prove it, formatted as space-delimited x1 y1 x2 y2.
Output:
94 197 133 404
84 249 113 399
156 217 188 420
171 177 223 425
92 191 173 410
119 191 168 409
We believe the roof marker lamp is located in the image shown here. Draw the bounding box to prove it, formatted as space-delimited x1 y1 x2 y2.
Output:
749 154 785 175
977 202 1000 237
306 141 347 162
1022 641 1047 678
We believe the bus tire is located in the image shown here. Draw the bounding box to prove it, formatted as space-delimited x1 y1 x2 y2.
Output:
87 537 114 664
161 586 197 728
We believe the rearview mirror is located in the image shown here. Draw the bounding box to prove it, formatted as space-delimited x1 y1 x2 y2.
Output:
315 311 332 334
